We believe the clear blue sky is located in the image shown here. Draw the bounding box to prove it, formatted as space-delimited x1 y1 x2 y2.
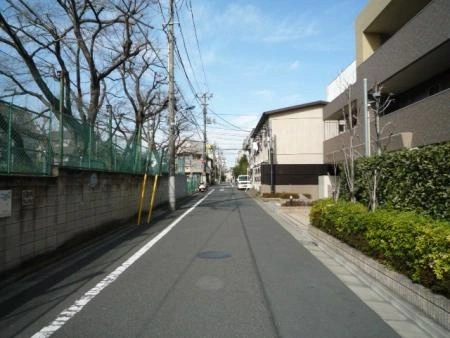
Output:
176 0 369 167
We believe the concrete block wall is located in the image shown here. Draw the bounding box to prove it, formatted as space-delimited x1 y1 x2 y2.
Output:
0 169 188 274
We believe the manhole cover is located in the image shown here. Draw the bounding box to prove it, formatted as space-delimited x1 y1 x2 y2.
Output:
197 250 231 259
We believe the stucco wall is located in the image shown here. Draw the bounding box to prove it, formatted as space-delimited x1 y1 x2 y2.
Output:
0 169 187 274
271 108 324 165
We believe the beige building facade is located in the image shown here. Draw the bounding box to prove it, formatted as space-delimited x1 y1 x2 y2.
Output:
245 101 330 199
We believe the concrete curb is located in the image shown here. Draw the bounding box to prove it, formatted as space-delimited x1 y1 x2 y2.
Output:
264 207 448 338
272 203 449 333
307 225 450 331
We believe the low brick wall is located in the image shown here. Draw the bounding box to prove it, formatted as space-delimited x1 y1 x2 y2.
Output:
0 168 188 274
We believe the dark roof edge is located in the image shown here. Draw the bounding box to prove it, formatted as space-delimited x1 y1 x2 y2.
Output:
263 100 328 116
250 100 328 138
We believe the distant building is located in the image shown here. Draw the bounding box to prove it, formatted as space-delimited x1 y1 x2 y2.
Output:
326 61 356 102
244 101 331 200
324 0 450 163
178 140 213 183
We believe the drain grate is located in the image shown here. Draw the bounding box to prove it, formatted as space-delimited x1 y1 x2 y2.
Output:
197 250 231 259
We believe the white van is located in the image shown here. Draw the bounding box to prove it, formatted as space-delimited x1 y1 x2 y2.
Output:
236 175 251 190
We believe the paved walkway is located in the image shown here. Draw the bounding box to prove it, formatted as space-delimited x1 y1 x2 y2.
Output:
266 203 449 338
0 187 402 337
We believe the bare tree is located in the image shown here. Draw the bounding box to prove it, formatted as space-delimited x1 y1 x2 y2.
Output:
0 0 156 160
174 105 197 151
114 44 197 173
119 48 168 137
365 83 395 211
341 84 359 203
328 151 340 202
115 45 168 169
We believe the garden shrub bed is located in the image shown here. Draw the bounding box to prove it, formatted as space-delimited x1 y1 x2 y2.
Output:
262 192 300 199
310 199 450 297
281 200 313 207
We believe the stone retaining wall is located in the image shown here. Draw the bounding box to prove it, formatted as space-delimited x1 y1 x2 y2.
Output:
0 168 187 274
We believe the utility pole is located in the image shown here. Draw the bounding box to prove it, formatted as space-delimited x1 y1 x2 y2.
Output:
197 93 212 184
269 123 275 194
167 0 176 211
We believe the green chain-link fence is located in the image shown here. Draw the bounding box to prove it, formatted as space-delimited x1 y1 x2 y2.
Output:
186 175 201 194
0 101 51 175
0 100 185 176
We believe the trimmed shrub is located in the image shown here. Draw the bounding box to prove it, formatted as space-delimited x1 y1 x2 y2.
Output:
310 198 333 227
282 199 312 207
340 142 450 220
414 222 450 294
310 199 450 297
364 210 425 275
310 199 368 250
262 192 299 199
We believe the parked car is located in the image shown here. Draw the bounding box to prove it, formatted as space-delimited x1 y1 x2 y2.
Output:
236 175 251 190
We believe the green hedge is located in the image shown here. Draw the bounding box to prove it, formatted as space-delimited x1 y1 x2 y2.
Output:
340 142 450 220
310 199 450 297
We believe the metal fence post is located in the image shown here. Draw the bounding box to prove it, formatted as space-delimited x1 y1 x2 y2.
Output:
7 100 13 174
107 104 113 169
58 70 65 165
88 123 93 168
48 109 53 171
134 125 142 173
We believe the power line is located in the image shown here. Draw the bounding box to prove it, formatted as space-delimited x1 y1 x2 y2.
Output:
158 0 233 162
208 107 251 132
174 47 198 102
158 0 204 134
156 0 194 106
174 1 202 93
187 0 208 90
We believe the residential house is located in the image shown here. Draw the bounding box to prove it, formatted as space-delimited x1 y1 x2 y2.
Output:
245 101 331 200
323 0 450 163
178 140 213 183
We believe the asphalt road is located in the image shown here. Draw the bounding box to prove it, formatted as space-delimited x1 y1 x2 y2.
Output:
0 184 400 337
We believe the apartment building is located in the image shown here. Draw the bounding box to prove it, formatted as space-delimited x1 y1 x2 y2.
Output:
324 0 450 163
178 140 212 183
245 101 331 199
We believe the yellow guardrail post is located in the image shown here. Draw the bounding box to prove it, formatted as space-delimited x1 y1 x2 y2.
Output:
147 175 158 223
137 173 147 225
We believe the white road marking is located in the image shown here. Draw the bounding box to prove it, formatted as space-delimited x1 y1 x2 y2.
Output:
31 189 214 338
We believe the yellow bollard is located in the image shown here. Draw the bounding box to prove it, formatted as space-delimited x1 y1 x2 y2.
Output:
147 175 158 224
137 173 147 225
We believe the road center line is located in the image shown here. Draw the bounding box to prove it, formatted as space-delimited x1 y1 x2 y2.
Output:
31 190 214 338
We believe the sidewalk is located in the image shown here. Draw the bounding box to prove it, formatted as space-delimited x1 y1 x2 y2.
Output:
260 201 449 338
